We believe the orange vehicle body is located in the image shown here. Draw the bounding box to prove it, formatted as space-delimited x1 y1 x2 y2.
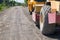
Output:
28 0 45 13
28 0 60 35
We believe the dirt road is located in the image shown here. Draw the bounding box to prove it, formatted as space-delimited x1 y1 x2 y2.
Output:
0 6 60 40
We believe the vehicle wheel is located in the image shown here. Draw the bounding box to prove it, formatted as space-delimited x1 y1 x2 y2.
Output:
30 12 32 15
40 14 56 35
35 13 40 29
32 8 40 29
30 8 34 15
40 8 56 35
35 21 40 29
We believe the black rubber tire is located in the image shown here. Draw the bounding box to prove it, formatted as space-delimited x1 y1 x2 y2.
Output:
40 5 56 35
30 8 34 15
30 12 32 15
35 20 40 29
40 14 56 35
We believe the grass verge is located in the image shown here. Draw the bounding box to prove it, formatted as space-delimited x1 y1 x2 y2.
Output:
0 4 9 12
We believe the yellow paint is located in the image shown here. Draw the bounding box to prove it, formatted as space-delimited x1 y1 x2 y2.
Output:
51 1 60 12
28 0 45 12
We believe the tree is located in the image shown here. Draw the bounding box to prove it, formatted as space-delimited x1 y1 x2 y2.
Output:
2 0 10 6
24 0 28 6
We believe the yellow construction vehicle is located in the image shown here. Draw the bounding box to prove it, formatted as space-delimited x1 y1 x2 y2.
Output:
40 0 60 35
28 0 45 15
28 0 60 35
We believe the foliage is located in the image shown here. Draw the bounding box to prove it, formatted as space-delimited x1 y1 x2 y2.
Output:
24 0 28 6
0 0 26 11
24 0 28 4
0 0 10 11
0 3 7 11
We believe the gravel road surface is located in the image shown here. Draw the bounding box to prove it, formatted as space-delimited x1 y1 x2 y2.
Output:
0 6 60 40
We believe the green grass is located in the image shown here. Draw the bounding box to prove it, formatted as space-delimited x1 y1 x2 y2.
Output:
0 4 8 11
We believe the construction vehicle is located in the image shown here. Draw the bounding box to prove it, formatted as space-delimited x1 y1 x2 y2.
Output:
28 0 60 35
40 0 60 35
27 0 45 15
28 0 46 28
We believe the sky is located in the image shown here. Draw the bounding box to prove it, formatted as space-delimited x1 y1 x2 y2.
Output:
15 0 24 3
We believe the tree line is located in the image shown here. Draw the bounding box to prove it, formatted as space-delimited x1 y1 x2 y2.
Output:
0 0 23 11
0 0 23 6
0 0 28 6
0 0 28 11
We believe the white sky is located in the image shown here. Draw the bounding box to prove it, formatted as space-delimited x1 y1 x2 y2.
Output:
15 0 24 3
